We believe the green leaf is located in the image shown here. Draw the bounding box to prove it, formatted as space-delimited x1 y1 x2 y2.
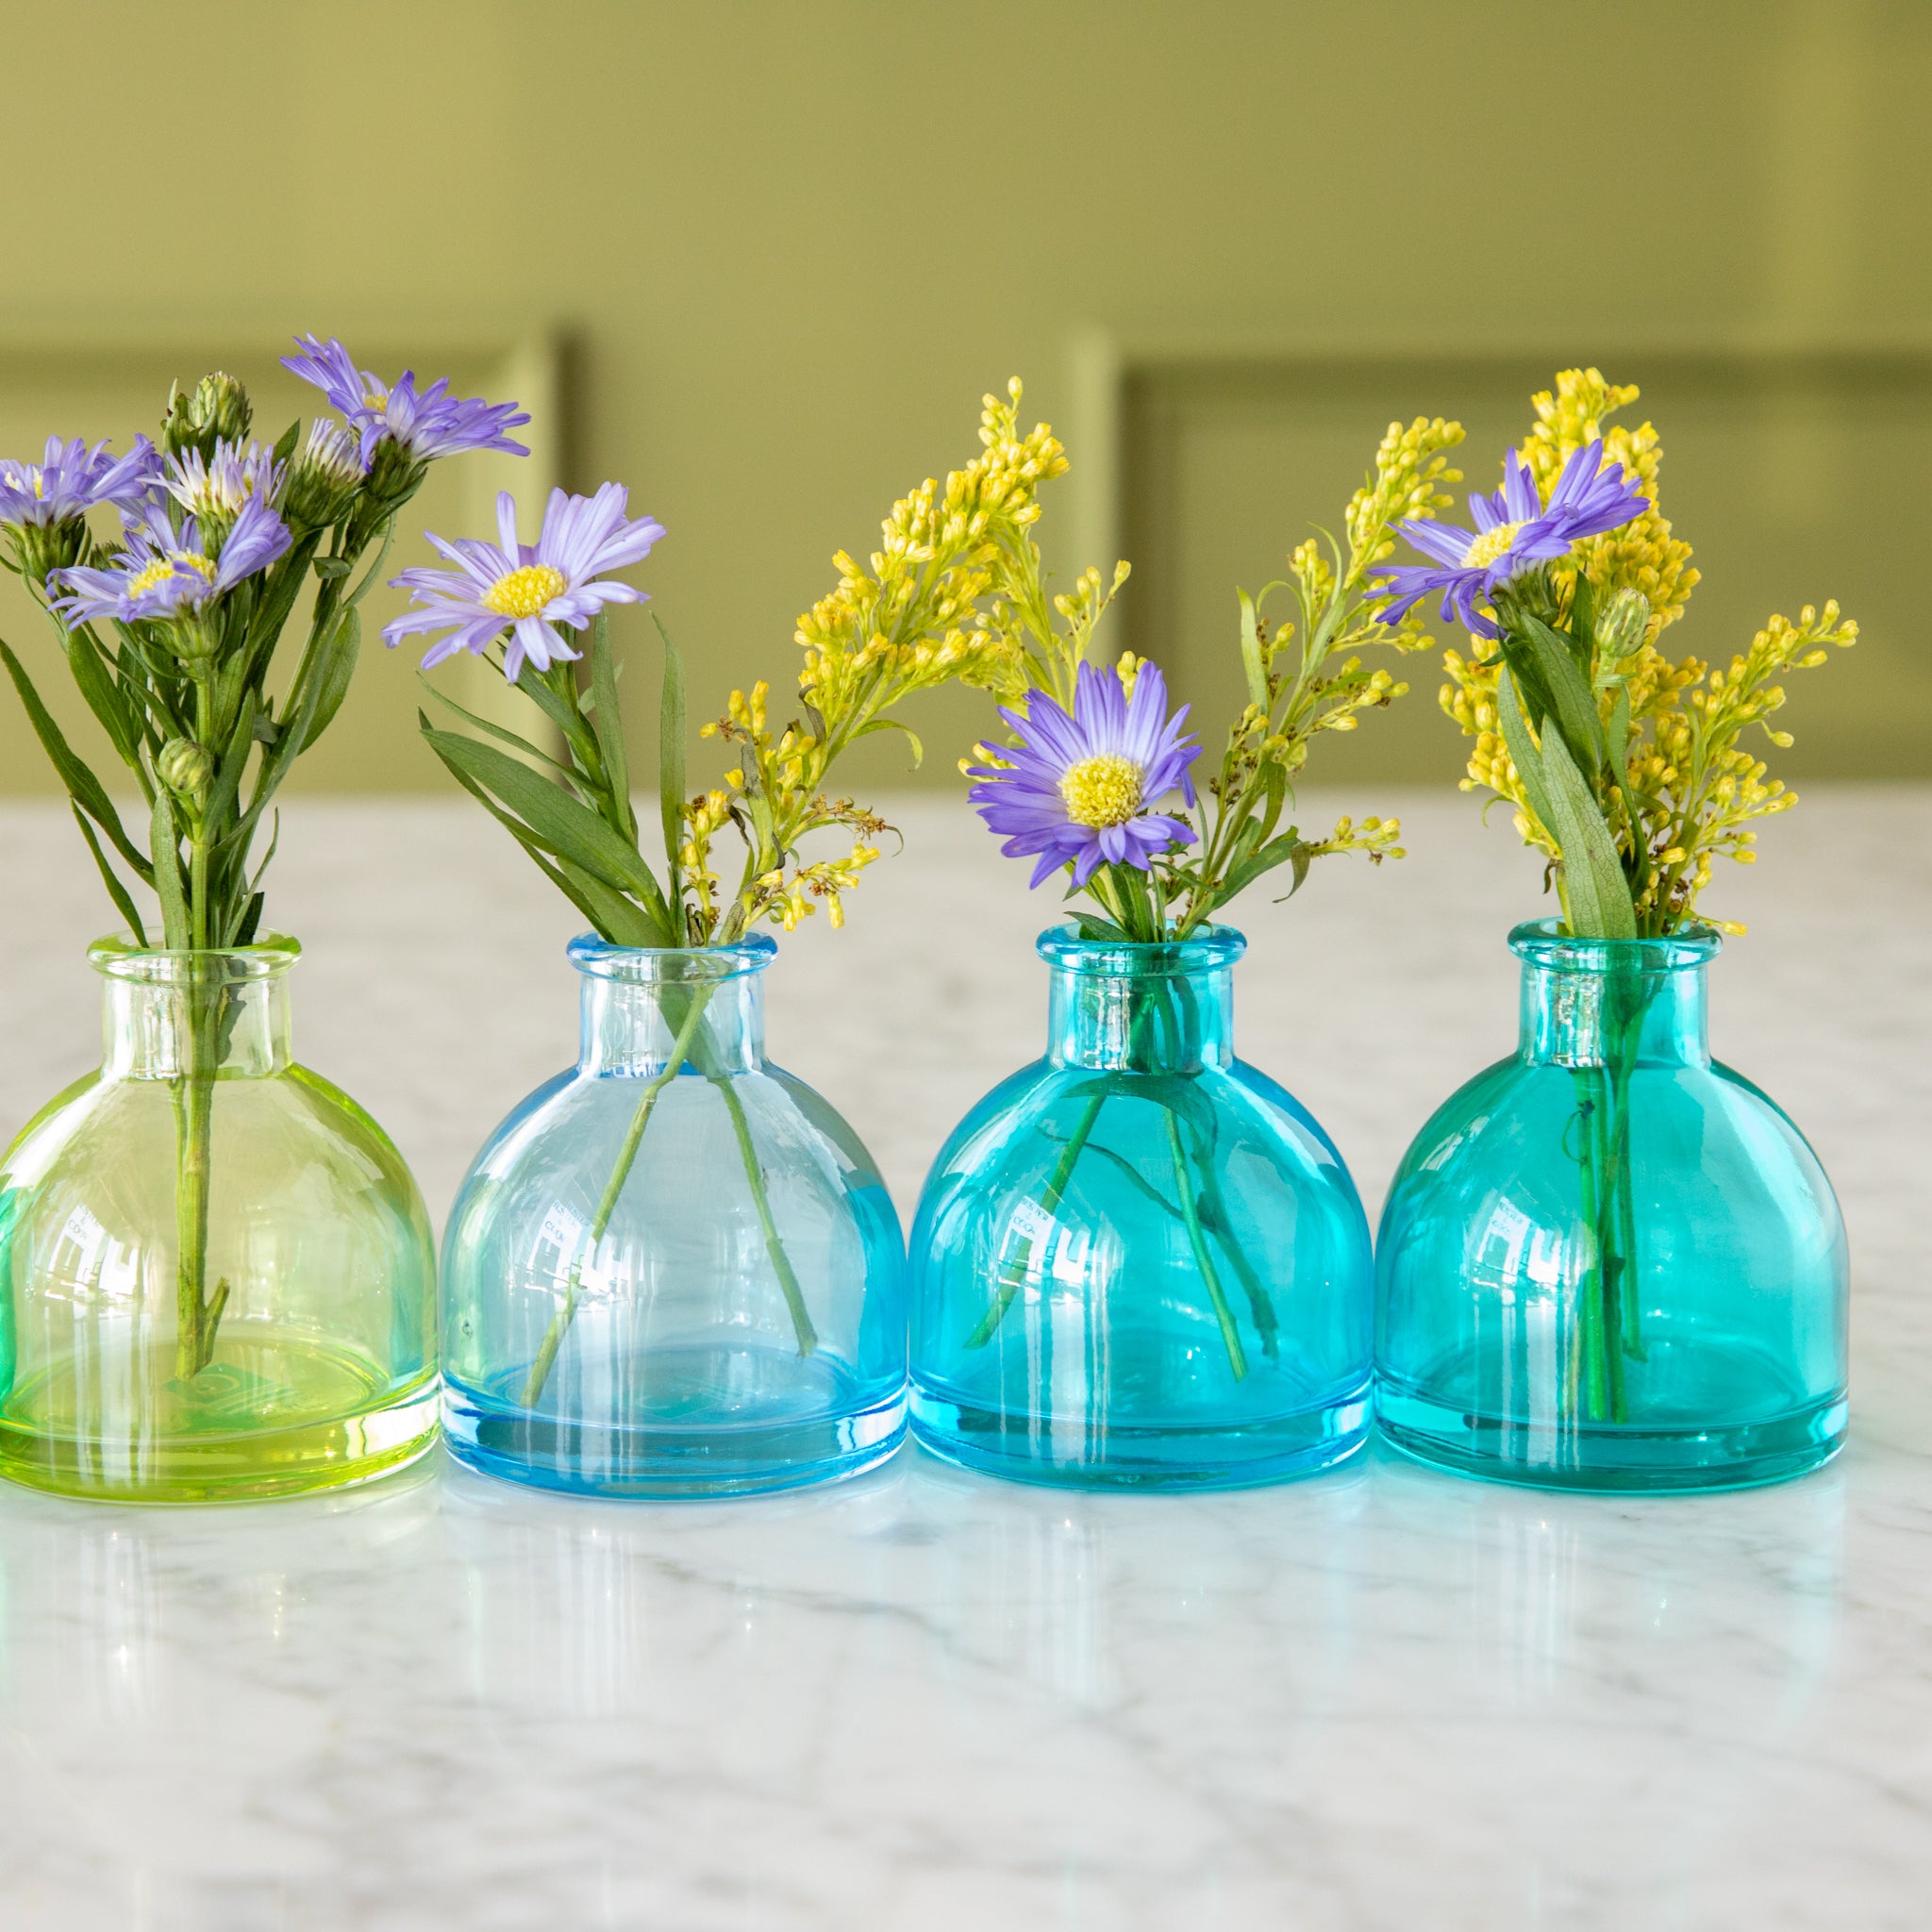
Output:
1536 724 1638 940
513 655 595 758
419 675 580 787
1255 757 1288 845
272 419 302 468
1222 829 1313 903
850 715 924 767
61 626 143 769
312 558 352 580
0 639 153 882
233 892 265 947
1064 909 1131 941
551 854 666 947
71 804 148 945
150 790 191 950
419 711 608 921
1066 1069 1217 1138
297 606 360 751
1496 674 1562 836
206 690 258 831
242 530 324 666
585 611 635 841
1274 841 1315 903
1508 613 1607 779
1606 684 1632 787
1238 589 1269 712
1569 573 1597 671
422 726 676 939
341 514 400 610
654 615 684 911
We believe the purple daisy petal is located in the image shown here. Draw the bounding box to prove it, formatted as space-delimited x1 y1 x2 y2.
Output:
969 658 1200 891
382 481 664 675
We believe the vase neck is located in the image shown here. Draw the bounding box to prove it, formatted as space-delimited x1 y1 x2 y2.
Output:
1041 929 1244 1074
1512 924 1716 1070
573 937 774 1078
92 941 298 1082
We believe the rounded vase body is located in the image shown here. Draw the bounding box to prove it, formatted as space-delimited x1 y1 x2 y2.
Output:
1375 921 1848 1491
0 938 438 1502
440 935 907 1496
908 928 1373 1490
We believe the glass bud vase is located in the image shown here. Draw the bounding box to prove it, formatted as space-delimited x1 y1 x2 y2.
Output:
1375 920 1848 1491
908 928 1374 1489
0 937 438 1502
441 935 907 1496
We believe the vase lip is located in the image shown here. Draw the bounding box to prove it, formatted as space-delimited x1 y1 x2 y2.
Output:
1037 922 1246 976
1508 916 1721 970
89 930 302 982
567 930 777 983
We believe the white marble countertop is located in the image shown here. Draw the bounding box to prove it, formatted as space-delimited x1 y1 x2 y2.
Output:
0 790 1926 1931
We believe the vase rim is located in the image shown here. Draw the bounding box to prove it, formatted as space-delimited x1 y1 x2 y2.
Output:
88 931 302 982
1036 923 1246 975
1508 916 1721 970
567 931 777 982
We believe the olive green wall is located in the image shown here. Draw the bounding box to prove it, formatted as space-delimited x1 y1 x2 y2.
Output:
3 0 1927 793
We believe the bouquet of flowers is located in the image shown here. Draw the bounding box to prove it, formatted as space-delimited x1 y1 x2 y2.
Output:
0 336 527 1381
955 401 1466 1375
1379 366 1856 1422
390 382 1070 1404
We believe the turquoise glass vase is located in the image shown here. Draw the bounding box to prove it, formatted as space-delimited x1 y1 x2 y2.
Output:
441 935 907 1496
1375 919 1848 1491
908 927 1373 1489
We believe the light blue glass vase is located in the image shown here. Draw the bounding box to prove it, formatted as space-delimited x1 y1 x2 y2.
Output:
441 935 907 1496
908 927 1373 1489
1375 919 1848 1491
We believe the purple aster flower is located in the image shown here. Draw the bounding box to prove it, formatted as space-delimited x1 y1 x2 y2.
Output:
1374 439 1648 639
281 333 530 462
0 435 161 528
164 438 286 525
968 659 1200 889
51 493 291 626
382 483 666 680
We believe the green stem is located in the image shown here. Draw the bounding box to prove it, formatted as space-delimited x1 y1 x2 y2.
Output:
714 1073 817 1357
1196 1174 1279 1358
171 967 225 1380
1606 983 1646 1364
518 979 718 1409
1163 1109 1247 1380
965 1091 1106 1349
1572 1063 1611 1423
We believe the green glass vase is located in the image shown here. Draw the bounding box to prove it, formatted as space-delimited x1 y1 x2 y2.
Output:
1375 920 1848 1491
0 936 438 1501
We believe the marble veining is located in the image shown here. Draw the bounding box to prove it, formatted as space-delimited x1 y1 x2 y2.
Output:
0 791 1926 1930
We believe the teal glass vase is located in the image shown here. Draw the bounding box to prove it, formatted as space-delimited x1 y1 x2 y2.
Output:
908 927 1373 1489
1375 919 1848 1491
440 935 908 1496
0 937 438 1502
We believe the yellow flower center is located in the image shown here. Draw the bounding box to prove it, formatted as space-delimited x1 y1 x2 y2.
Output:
483 563 567 619
1463 521 1524 570
125 552 215 595
1058 752 1144 827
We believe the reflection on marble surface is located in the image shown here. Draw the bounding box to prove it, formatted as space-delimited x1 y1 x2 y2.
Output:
0 792 1926 1929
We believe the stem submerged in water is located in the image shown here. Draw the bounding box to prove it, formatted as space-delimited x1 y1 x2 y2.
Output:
518 971 816 1412
1567 964 1653 1425
172 967 228 1381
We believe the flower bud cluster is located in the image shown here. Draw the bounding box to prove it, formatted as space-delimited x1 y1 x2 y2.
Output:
160 373 253 466
283 419 367 528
